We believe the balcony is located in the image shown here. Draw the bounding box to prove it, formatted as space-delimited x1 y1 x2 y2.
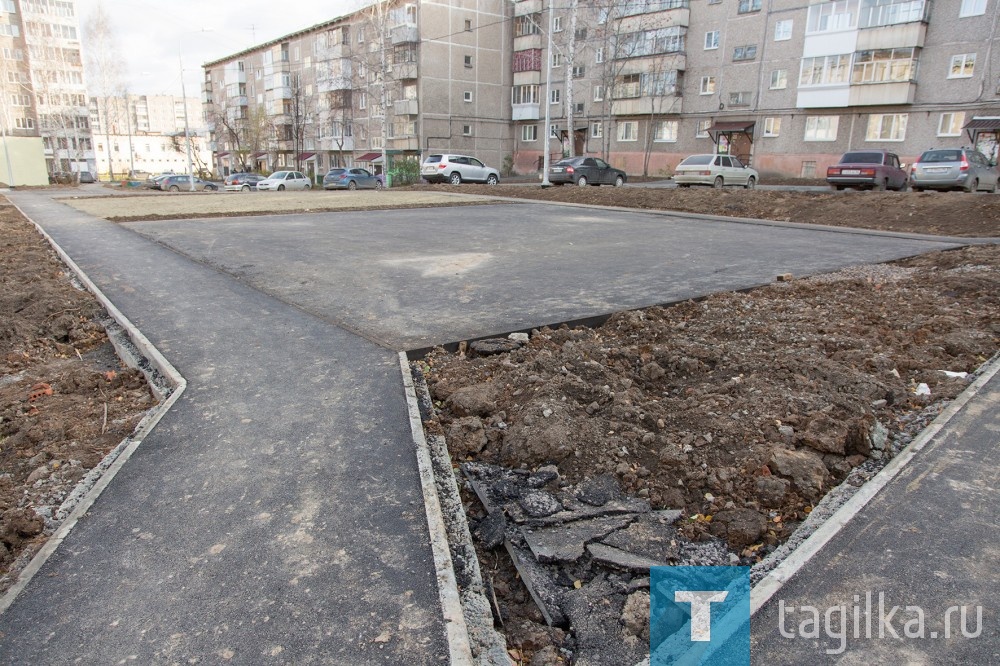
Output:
232 95 248 106
391 24 419 45
849 80 916 105
388 136 419 151
202 80 213 93
514 0 542 15
271 86 293 100
224 70 246 85
856 21 926 50
512 103 540 120
322 135 355 151
514 33 542 51
612 96 682 116
394 61 418 80
318 76 352 93
393 98 418 116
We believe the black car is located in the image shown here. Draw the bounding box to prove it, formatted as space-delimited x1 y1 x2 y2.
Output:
548 156 627 187
78 171 96 183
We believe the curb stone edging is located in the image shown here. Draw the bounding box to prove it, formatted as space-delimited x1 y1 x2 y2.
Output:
0 199 187 615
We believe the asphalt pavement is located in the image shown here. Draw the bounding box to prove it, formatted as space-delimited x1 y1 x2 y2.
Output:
0 190 991 665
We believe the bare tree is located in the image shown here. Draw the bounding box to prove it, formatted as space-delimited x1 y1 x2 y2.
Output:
641 58 682 177
83 1 125 180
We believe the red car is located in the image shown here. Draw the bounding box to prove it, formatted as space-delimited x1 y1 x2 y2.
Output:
224 173 266 192
826 150 908 191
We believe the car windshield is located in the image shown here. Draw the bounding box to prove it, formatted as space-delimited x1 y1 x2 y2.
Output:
920 150 963 163
554 159 580 166
680 155 714 166
425 155 443 164
840 152 884 164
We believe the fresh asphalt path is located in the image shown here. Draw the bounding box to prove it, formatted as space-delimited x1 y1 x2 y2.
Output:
0 193 449 664
0 193 968 664
751 369 1000 663
121 203 962 350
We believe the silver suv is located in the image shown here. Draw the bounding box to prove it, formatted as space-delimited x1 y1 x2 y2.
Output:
909 147 998 193
421 154 501 185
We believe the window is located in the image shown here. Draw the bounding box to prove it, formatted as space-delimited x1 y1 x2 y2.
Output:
949 54 976 78
550 124 559 138
15 117 34 130
738 0 762 13
807 0 860 33
0 0 14 11
462 124 472 136
572 65 585 78
866 113 907 141
0 23 19 36
770 69 788 89
551 89 561 104
359 92 367 109
705 30 719 50
593 85 604 101
617 121 638 141
700 76 716 95
617 26 685 57
515 14 541 37
733 45 758 61
696 120 712 138
763 117 781 136
860 0 928 28
653 120 678 142
596 47 604 63
464 19 472 31
938 111 965 136
512 84 539 104
575 102 584 114
775 19 793 40
800 54 851 86
553 16 563 31
804 115 840 141
464 55 473 68
959 0 987 16
591 122 603 138
614 73 641 99
464 91 473 102
729 91 752 106
575 27 587 40
552 52 563 67
851 48 916 84
521 125 538 141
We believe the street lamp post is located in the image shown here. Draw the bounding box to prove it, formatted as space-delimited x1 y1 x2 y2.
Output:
541 0 556 187
179 55 195 191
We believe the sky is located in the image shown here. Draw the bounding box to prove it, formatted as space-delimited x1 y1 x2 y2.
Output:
74 0 372 98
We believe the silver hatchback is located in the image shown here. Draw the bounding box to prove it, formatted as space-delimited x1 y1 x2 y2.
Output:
909 148 998 193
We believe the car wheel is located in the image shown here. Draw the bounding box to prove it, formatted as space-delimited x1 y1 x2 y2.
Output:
169 185 179 192
745 176 756 190
375 180 384 190
912 186 924 192
449 172 462 185
576 176 588 186
305 183 311 190
834 185 845 191
990 181 998 194
486 174 499 185
876 178 888 191
713 176 724 189
277 184 285 191
614 175 624 187
242 184 250 191
346 180 357 190
964 178 979 193
678 183 691 188
896 181 907 192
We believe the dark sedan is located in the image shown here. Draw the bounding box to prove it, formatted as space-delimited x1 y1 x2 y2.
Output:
548 156 627 187
323 167 384 190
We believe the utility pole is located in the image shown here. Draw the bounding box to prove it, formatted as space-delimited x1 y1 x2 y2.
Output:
0 95 14 188
125 93 135 177
541 0 556 187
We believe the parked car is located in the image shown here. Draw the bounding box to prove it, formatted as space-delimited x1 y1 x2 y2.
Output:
673 154 759 189
323 167 384 190
48 171 73 184
159 175 219 191
224 173 266 192
143 174 174 190
908 147 998 193
77 171 96 183
421 154 500 185
548 156 627 187
826 150 908 191
256 170 312 191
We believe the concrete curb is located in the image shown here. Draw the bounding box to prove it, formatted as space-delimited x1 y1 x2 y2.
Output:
749 353 1000 615
0 201 187 616
398 353 476 665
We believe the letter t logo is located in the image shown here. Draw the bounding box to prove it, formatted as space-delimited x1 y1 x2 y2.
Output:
675 590 729 642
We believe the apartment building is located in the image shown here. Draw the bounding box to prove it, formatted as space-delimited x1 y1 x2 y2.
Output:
203 0 999 181
89 94 210 177
514 0 1000 178
0 0 94 178
202 0 513 179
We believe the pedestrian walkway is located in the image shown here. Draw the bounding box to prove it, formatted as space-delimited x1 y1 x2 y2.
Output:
0 194 451 665
751 363 1000 663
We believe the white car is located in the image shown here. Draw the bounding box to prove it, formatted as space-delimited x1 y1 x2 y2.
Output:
256 170 312 191
674 154 759 189
421 154 500 185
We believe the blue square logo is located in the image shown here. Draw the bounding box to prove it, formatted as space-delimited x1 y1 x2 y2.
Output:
650 566 750 665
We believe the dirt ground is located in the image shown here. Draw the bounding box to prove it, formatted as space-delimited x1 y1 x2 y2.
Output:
0 199 156 594
421 241 1000 663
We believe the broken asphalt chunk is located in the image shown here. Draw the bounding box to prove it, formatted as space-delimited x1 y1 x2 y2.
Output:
523 515 636 564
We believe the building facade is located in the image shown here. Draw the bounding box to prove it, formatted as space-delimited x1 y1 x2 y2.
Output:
203 0 1000 181
203 0 513 180
89 94 210 178
0 0 95 178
